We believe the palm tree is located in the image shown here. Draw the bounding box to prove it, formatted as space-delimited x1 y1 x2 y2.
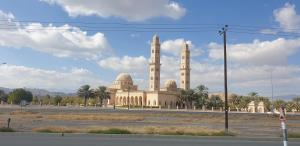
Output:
292 97 300 112
94 86 110 107
272 99 286 110
286 101 296 112
248 92 259 100
239 96 251 110
229 94 242 111
77 85 93 107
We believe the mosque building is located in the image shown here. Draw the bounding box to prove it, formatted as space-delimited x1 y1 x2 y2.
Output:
107 35 191 108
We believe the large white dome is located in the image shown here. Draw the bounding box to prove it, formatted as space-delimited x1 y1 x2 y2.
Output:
164 80 177 90
115 73 133 84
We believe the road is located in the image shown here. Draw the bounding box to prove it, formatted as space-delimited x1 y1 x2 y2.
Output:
0 133 300 146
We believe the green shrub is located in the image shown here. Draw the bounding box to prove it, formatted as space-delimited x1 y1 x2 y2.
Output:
0 127 15 132
89 128 131 134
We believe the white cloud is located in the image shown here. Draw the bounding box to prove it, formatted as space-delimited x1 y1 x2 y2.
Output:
260 29 277 35
0 64 105 92
0 10 111 60
156 54 300 96
161 38 203 56
41 0 186 22
274 3 300 32
160 55 180 83
190 62 300 96
97 55 147 73
208 38 300 65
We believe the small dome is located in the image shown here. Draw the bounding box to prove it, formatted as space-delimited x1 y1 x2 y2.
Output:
164 80 177 89
115 73 133 83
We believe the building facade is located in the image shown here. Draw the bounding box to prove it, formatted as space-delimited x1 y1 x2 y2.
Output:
107 35 191 108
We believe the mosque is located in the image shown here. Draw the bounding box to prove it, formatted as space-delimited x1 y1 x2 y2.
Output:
107 35 190 108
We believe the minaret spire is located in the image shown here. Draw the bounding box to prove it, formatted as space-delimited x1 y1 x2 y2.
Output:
180 41 190 90
149 34 161 91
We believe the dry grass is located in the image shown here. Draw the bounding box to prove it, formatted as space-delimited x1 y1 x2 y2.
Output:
10 110 38 115
136 126 228 136
32 126 80 133
86 126 230 136
46 113 145 121
289 132 300 138
8 110 44 119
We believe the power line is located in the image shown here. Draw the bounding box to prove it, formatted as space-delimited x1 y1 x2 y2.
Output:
1 19 300 36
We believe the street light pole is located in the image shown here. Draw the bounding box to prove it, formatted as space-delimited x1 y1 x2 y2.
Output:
219 25 229 134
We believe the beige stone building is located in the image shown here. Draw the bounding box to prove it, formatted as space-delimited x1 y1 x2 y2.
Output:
107 35 191 108
247 101 265 113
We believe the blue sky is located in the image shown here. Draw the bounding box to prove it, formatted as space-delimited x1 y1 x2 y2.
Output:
0 0 300 97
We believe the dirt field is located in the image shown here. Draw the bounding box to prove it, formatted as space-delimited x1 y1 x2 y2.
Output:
0 106 299 137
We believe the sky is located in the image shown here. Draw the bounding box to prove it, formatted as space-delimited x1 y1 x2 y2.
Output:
0 0 300 97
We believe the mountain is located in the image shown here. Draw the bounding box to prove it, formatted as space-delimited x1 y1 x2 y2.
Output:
0 87 75 97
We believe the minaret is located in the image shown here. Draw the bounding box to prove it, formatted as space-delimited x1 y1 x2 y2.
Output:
180 42 190 90
149 35 161 91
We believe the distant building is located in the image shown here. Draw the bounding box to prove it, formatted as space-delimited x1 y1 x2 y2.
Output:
247 101 265 113
208 92 235 101
106 35 191 108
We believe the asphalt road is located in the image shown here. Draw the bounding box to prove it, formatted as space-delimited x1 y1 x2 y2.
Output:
0 133 300 146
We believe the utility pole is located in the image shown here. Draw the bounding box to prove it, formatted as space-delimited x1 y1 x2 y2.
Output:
271 70 274 114
219 25 229 134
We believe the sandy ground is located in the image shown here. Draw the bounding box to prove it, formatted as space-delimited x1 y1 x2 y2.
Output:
0 105 299 137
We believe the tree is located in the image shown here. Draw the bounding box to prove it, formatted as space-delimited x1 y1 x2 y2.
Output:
177 89 186 108
194 85 209 109
248 92 259 104
248 92 258 99
208 95 224 109
229 94 242 111
8 88 33 104
0 89 7 103
32 96 39 104
292 97 300 112
177 89 195 109
94 86 110 107
239 96 251 110
41 94 51 105
53 95 63 105
272 99 286 110
77 85 93 107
